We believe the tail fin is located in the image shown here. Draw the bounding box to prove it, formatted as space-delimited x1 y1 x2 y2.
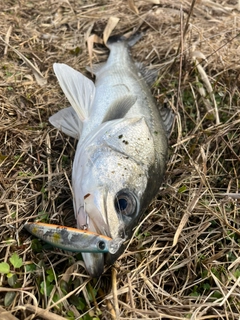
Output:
107 32 143 48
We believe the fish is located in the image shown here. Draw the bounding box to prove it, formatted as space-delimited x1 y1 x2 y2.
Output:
43 33 172 277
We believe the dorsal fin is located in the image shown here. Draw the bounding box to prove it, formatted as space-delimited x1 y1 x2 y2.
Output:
135 62 158 86
86 62 106 76
160 107 175 137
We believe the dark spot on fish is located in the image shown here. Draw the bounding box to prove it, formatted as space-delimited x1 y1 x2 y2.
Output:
111 171 115 174
122 140 129 145
118 134 123 139
154 131 158 135
84 193 90 199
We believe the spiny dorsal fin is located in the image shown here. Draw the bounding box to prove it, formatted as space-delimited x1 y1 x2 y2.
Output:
135 62 158 86
53 63 95 122
86 62 106 76
102 94 137 122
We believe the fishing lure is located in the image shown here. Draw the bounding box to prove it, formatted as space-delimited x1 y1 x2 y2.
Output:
24 222 122 254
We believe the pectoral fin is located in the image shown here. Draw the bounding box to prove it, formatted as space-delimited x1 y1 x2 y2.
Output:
102 94 137 122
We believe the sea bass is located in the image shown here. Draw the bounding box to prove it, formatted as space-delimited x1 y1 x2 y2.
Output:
49 34 172 277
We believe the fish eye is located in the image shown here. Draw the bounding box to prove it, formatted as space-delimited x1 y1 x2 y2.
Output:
114 190 136 216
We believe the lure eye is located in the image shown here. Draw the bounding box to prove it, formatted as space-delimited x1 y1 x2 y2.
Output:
114 190 136 216
97 240 106 251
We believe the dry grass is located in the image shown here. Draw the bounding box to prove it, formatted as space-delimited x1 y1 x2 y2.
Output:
0 0 240 319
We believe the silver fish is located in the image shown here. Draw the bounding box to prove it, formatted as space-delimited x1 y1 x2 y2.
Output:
49 34 172 276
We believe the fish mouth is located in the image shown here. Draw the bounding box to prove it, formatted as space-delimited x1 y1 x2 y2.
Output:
81 252 105 278
80 191 126 241
76 191 127 276
81 236 126 277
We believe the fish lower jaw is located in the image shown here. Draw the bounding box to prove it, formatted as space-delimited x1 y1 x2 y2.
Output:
108 237 126 254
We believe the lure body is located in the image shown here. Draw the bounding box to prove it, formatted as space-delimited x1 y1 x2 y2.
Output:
25 222 122 254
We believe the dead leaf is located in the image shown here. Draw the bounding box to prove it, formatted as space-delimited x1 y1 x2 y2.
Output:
87 34 103 68
103 16 120 45
191 50 207 61
172 211 190 246
4 25 13 56
146 0 160 3
128 0 139 14
61 263 78 283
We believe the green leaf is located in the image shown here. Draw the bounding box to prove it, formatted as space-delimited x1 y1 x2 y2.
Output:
37 210 49 222
53 293 63 309
178 185 188 193
60 279 68 295
189 291 200 297
25 263 36 272
40 280 54 297
69 295 86 311
46 269 55 283
82 314 92 320
9 253 23 268
212 290 222 299
31 238 43 253
0 262 10 274
66 310 75 320
7 273 18 287
233 269 240 279
4 291 16 307
202 282 211 291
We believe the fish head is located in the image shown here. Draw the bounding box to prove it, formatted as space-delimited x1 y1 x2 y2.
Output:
73 117 163 276
79 152 147 239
